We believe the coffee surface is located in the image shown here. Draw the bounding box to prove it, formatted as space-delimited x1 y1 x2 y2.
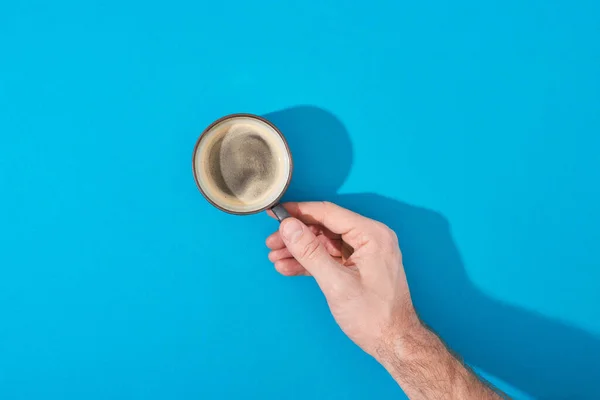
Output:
206 125 279 205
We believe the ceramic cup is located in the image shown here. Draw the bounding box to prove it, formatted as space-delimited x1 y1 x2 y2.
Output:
192 113 292 222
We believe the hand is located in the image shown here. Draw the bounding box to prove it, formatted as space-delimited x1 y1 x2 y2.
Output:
266 202 503 399
266 201 420 357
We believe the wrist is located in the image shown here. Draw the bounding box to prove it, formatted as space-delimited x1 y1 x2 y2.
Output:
376 316 447 392
375 306 427 366
373 304 504 399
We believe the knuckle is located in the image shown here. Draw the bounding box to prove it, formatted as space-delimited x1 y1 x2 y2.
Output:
300 237 322 261
320 201 333 225
386 227 398 244
374 223 398 246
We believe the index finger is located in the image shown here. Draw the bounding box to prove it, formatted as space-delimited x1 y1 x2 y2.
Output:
267 202 371 248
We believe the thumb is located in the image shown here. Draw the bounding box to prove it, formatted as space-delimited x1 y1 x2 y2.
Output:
279 218 344 284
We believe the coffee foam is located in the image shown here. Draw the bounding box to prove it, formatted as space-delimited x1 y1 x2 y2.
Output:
194 116 291 213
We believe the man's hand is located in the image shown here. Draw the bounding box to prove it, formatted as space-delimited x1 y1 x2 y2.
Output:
266 202 503 399
266 201 416 356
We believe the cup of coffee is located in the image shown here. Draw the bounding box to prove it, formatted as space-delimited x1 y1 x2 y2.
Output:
192 114 292 221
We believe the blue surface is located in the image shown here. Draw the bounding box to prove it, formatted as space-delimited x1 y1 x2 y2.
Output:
1 1 599 399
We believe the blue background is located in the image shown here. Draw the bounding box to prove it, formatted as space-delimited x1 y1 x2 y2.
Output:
1 0 599 399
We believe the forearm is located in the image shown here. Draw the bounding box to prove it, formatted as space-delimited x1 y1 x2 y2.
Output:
377 320 504 399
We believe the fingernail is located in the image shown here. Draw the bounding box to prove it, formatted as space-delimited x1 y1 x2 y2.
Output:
281 219 303 243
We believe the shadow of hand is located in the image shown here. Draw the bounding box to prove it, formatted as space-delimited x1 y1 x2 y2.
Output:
264 105 600 399
334 193 600 400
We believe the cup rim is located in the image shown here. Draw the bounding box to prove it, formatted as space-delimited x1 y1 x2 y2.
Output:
191 113 294 215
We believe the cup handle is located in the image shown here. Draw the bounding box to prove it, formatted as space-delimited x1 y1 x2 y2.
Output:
271 203 291 222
